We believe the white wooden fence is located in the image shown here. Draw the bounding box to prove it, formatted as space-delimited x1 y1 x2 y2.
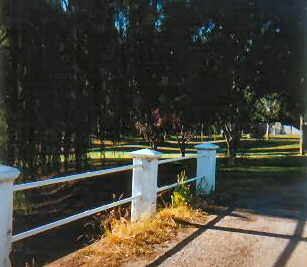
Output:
0 143 219 267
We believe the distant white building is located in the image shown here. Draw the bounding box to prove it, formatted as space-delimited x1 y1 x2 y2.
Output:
258 123 300 135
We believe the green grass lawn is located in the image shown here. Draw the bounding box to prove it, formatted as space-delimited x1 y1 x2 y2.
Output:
57 135 306 207
214 136 307 211
81 135 307 210
82 135 301 161
98 135 305 211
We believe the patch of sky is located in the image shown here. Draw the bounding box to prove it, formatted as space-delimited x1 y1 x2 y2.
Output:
157 0 164 12
260 19 281 35
265 20 273 30
240 55 246 61
154 0 167 32
114 7 129 38
192 18 216 44
60 0 68 12
235 16 281 62
155 13 166 32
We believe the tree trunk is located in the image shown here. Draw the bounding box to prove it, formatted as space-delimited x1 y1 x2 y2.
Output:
222 124 241 165
175 134 186 157
200 123 204 142
63 132 70 172
227 137 237 165
151 141 158 150
265 123 270 140
300 115 305 155
223 125 240 166
179 143 186 157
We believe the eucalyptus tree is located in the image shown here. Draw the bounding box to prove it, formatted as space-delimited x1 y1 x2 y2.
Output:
187 0 305 163
1 0 305 172
130 0 303 163
253 93 283 140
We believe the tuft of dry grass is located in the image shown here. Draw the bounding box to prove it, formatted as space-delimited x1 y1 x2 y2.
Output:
54 206 207 267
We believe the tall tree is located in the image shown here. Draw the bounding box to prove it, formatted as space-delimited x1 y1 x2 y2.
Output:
254 93 283 140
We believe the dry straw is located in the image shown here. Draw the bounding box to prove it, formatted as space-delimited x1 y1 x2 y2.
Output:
54 205 207 267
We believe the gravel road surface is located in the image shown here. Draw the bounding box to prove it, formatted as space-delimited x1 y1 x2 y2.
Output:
149 208 307 267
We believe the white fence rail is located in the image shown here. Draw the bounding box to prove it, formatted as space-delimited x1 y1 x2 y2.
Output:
0 143 219 267
13 163 144 192
12 195 141 243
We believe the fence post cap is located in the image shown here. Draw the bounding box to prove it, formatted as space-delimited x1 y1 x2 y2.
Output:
0 165 20 183
130 148 163 159
195 143 219 151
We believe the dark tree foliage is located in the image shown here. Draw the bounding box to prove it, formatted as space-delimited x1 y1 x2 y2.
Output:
0 0 305 174
0 0 138 176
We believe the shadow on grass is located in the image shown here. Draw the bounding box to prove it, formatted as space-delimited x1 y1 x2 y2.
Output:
90 137 300 159
218 155 307 168
215 156 307 213
238 148 299 154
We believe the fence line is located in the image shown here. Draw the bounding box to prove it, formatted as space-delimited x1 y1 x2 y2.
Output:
12 194 141 243
0 143 219 267
158 155 197 165
13 174 204 243
157 175 203 193
13 163 143 192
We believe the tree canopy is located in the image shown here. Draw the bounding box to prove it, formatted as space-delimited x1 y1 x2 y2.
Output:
0 0 305 172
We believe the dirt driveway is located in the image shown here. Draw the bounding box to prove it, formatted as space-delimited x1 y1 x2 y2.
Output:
144 208 307 267
128 172 307 267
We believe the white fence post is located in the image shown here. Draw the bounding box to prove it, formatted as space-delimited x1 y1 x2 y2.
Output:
130 149 162 221
195 143 219 195
0 165 20 267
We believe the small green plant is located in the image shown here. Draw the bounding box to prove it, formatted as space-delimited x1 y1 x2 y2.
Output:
13 190 32 215
172 170 193 207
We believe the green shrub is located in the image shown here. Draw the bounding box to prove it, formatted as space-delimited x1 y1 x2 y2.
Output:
172 170 192 207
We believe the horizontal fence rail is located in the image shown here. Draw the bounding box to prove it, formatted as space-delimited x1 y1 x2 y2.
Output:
13 163 143 192
1 143 219 267
158 155 197 165
12 194 141 243
13 175 204 243
157 175 204 193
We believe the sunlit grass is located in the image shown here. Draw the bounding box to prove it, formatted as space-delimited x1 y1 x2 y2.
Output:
249 143 299 151
269 134 299 139
237 153 300 158
86 151 196 160
59 136 302 162
103 144 197 152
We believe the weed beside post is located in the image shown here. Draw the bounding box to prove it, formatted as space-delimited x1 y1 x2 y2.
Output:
172 170 192 207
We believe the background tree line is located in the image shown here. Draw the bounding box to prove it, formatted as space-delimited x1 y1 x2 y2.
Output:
0 0 306 177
